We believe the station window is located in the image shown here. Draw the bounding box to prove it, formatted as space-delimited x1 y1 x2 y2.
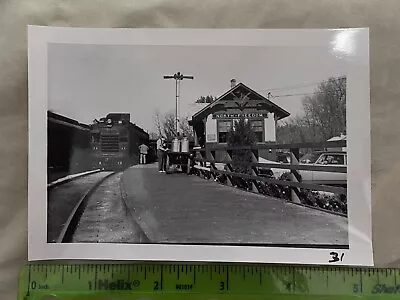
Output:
217 120 232 143
249 120 264 143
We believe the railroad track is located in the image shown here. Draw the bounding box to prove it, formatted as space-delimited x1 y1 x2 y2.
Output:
47 170 149 244
47 171 115 243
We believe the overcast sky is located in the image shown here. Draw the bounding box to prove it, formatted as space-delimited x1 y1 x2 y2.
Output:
48 43 348 133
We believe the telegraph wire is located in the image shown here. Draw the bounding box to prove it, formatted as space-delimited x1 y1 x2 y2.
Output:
269 89 345 99
255 75 346 94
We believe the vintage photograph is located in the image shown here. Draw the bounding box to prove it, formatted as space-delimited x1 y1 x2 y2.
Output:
28 27 372 265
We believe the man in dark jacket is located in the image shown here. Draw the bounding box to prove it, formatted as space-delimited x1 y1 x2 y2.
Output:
156 137 167 172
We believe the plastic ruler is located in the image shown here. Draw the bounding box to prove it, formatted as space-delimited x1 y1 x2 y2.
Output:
18 263 400 300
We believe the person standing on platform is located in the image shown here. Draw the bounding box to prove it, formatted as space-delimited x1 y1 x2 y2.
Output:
138 143 149 164
156 136 167 172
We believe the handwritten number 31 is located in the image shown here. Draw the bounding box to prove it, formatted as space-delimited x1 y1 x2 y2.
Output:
329 252 344 263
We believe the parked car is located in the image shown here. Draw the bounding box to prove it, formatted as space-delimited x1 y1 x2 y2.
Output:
257 150 347 185
257 157 287 179
298 151 347 185
276 152 291 164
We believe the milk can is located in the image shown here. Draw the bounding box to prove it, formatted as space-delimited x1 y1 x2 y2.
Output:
172 138 180 152
181 137 189 153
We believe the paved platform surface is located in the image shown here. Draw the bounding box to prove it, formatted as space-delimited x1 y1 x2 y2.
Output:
121 163 348 246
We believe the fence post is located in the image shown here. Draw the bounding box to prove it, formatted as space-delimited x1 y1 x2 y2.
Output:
195 150 205 179
208 149 217 180
251 148 261 193
290 148 302 204
225 149 234 187
201 149 209 179
195 150 203 167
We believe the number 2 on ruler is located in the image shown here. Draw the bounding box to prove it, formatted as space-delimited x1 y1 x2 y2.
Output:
329 252 344 263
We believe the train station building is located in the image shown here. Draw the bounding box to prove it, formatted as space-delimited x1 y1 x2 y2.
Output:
189 79 290 160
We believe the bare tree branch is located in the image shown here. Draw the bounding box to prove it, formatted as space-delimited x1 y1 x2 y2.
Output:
150 110 194 141
277 76 346 144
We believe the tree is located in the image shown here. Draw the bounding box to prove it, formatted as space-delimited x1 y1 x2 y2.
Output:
149 132 159 140
302 76 346 140
152 109 166 137
161 111 177 141
150 110 194 141
227 118 256 175
179 116 193 138
195 95 217 103
276 76 346 144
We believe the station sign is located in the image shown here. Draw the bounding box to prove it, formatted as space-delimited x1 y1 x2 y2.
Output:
212 112 269 119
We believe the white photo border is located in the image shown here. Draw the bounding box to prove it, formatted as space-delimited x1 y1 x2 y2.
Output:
28 26 372 266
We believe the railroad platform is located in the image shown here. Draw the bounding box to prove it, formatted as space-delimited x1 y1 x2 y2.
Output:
120 163 348 246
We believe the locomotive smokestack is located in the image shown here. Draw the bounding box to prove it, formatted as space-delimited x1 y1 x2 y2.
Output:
230 79 236 88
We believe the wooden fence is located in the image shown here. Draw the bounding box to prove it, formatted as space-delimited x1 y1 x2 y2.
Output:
191 140 347 204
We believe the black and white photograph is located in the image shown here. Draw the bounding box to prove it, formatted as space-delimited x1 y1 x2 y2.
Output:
28 26 372 265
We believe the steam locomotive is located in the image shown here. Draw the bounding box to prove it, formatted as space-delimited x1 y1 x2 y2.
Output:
90 113 150 171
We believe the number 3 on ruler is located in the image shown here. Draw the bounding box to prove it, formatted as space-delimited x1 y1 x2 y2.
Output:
329 252 344 263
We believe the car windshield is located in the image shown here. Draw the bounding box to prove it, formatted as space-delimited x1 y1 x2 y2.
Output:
277 154 289 163
300 152 321 164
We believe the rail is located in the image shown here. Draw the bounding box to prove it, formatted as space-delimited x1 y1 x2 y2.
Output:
56 172 116 243
191 140 347 205
47 169 102 190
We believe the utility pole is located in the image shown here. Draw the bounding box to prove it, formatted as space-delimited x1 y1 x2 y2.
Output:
163 72 194 136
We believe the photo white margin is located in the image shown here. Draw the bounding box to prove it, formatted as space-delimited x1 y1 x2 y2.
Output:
27 26 373 266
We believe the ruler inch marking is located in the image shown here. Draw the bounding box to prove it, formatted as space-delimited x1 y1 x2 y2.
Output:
26 264 31 296
160 266 164 290
326 271 329 288
94 265 98 290
61 266 65 284
292 269 296 292
226 266 229 291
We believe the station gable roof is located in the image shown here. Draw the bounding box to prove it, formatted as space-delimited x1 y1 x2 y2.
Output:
191 82 291 122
